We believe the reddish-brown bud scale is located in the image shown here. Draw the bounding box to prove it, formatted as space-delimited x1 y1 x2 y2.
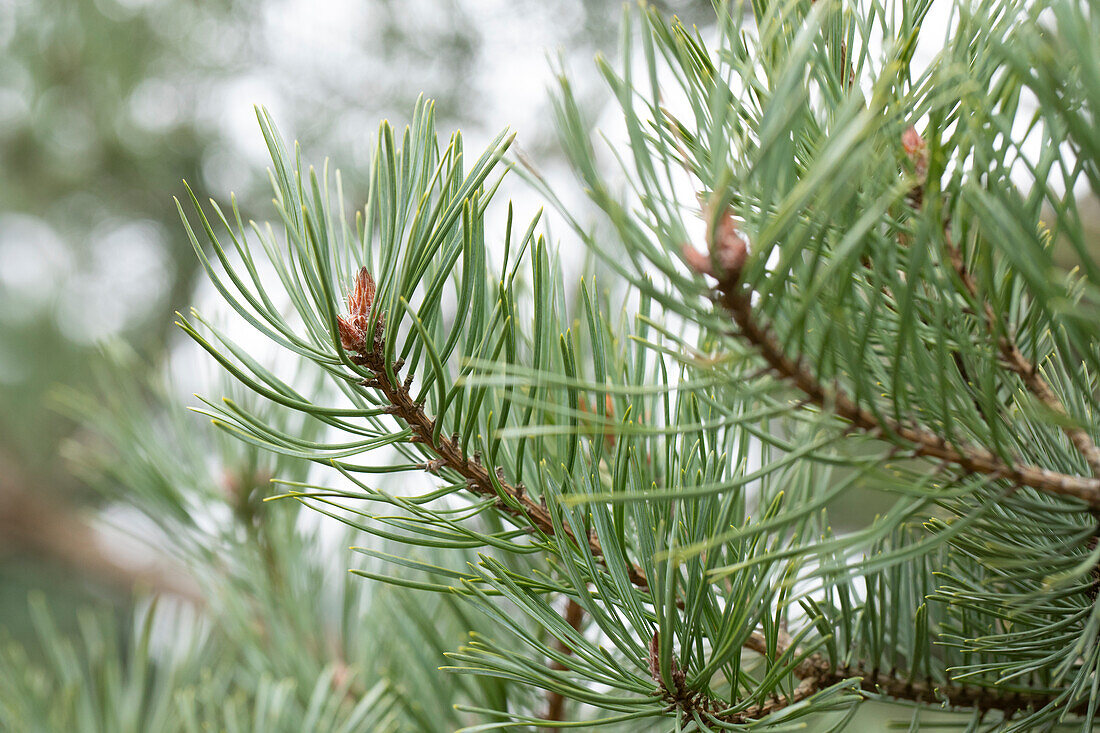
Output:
336 315 361 351
578 394 618 448
683 204 749 283
348 267 375 318
338 266 380 353
648 631 662 683
901 125 923 155
902 125 928 185
682 242 714 277
708 208 749 276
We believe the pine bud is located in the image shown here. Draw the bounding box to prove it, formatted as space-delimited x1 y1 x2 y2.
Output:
682 204 749 283
709 208 749 275
337 266 378 352
681 242 714 277
331 661 353 692
336 315 361 351
348 266 376 319
647 631 687 694
647 631 662 683
902 125 928 185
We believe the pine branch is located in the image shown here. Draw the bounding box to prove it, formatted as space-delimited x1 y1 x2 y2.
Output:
661 229 1099 720
796 656 1081 718
907 126 1100 480
944 235 1100 478
336 267 834 722
342 264 1090 723
706 261 1100 508
660 627 1084 724
336 268 650 593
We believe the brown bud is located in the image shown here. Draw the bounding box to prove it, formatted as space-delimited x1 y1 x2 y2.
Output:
902 125 928 184
647 631 686 694
348 266 376 319
681 242 714 277
708 207 749 276
338 267 379 353
331 661 353 692
648 631 662 683
336 315 361 351
683 204 749 282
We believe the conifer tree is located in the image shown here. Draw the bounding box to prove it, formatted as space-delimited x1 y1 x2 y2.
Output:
5 0 1100 730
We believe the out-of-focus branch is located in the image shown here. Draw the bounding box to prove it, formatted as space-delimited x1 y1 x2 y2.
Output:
0 451 202 604
543 598 585 728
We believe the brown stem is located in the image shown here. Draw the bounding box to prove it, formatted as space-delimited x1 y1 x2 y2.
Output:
0 453 203 604
712 281 1100 508
694 265 1100 719
659 628 1089 725
348 343 651 593
799 657 1080 717
944 238 1100 478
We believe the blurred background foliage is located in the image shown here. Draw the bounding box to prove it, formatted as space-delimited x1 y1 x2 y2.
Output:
0 0 715 675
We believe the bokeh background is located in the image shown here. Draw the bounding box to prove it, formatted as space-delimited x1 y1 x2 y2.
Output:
2 0 1097 728
0 0 715 684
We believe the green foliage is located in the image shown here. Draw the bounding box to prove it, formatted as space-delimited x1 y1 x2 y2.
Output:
1 346 519 731
6 0 1100 730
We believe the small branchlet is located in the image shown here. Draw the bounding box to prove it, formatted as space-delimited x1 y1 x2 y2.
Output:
702 208 1100 507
